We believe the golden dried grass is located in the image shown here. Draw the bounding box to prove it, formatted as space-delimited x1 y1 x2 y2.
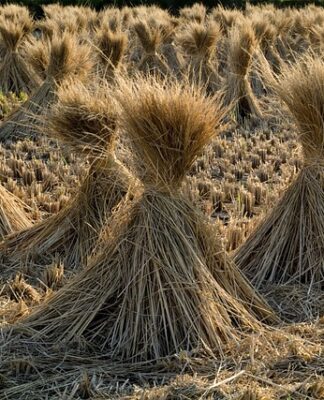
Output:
1 82 131 269
94 27 128 81
224 20 263 120
236 56 324 288
177 21 221 91
133 20 170 76
5 78 275 371
0 18 40 94
0 33 93 141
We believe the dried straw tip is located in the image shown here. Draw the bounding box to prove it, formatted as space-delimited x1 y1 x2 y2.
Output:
211 6 242 34
0 18 40 94
0 33 93 142
177 21 221 91
223 20 263 120
46 82 117 157
236 56 324 289
46 33 93 84
0 4 32 26
179 3 206 24
25 39 50 81
9 77 275 372
1 81 132 270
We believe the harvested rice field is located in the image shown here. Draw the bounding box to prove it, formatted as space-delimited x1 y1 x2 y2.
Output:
0 2 324 399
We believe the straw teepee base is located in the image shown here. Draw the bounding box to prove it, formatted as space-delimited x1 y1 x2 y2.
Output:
2 158 130 271
235 166 324 289
4 191 271 364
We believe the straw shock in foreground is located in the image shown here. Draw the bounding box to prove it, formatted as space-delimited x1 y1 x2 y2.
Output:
3 78 275 373
236 56 324 289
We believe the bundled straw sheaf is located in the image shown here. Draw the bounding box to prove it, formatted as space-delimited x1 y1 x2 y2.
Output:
0 4 32 23
0 5 32 40
230 23 256 78
0 18 39 94
46 82 117 157
252 18 282 74
0 20 25 52
275 58 324 159
211 6 242 34
3 78 274 371
118 78 223 187
133 20 170 76
1 82 131 270
177 21 221 91
46 33 92 83
236 56 324 288
94 27 128 81
26 39 50 81
224 21 263 120
0 33 93 141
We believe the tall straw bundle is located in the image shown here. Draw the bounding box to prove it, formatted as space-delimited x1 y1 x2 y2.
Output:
0 185 31 239
0 18 39 94
12 78 274 365
1 82 131 270
235 56 324 289
223 21 263 120
94 27 128 82
153 18 184 78
289 13 311 50
177 21 221 92
272 10 294 61
252 18 282 74
133 20 170 76
0 33 93 142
